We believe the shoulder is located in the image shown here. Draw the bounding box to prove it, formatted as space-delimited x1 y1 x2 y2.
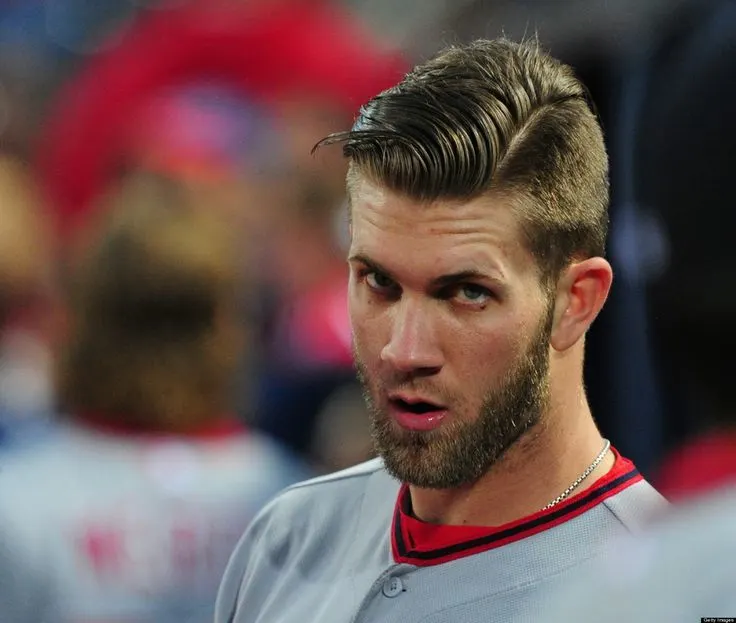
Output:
602 478 670 532
288 457 387 491
215 458 396 623
546 488 736 622
220 450 386 526
223 457 390 552
251 458 391 531
231 457 390 532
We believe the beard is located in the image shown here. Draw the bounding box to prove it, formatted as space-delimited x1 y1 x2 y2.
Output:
355 304 553 489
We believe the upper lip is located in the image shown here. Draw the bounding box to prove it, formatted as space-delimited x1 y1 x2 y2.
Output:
388 392 446 409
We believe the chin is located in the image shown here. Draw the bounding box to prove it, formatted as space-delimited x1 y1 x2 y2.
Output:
371 420 482 489
381 452 482 489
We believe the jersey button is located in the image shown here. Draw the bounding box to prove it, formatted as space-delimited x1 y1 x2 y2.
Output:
382 576 404 598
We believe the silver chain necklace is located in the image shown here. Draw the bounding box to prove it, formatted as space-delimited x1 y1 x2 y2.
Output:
540 439 611 511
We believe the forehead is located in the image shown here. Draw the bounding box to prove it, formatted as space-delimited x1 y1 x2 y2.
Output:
349 177 536 279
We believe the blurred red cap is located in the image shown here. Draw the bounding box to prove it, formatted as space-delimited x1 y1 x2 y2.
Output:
36 0 407 238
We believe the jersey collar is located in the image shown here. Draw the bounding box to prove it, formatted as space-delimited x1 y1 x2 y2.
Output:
392 447 642 566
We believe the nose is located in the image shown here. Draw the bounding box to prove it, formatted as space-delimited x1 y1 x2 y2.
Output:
380 300 444 375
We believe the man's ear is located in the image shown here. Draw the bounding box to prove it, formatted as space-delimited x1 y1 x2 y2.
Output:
550 257 613 352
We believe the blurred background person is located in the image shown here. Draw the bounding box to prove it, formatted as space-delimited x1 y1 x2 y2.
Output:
35 0 406 471
0 171 308 623
119 79 367 463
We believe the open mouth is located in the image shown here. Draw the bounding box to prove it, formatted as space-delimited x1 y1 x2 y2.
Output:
388 396 448 431
391 399 444 414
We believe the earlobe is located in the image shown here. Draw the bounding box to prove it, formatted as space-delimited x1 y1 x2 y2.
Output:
550 257 613 352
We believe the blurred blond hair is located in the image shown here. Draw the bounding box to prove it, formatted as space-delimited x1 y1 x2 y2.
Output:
57 170 244 433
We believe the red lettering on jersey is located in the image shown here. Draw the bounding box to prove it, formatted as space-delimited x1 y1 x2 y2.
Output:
79 525 124 575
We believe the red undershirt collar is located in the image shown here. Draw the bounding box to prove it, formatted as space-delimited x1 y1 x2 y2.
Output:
76 411 247 440
392 447 642 566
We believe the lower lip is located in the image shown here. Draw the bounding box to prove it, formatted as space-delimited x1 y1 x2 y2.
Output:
388 403 448 431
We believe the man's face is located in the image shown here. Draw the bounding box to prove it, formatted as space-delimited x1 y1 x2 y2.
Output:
349 177 554 489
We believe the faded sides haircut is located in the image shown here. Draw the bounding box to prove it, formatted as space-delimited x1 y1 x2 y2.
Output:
315 38 610 286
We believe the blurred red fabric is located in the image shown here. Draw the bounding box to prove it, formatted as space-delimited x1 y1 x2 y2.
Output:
654 431 736 502
37 0 406 238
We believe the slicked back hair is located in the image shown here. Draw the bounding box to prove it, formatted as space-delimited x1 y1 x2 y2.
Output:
315 38 609 287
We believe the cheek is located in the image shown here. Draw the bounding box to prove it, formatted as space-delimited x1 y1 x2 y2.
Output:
348 284 383 360
448 315 526 380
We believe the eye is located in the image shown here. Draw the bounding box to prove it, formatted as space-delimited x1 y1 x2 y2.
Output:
364 270 396 292
454 284 492 306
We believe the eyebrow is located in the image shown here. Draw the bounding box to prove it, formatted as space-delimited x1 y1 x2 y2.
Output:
348 254 502 289
430 270 495 289
348 254 397 280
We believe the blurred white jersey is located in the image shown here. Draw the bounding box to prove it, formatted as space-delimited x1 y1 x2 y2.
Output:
0 419 308 623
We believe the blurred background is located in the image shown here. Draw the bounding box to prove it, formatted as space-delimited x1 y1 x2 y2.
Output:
0 0 734 621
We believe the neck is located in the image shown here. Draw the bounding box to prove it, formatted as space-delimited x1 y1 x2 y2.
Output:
408 380 614 526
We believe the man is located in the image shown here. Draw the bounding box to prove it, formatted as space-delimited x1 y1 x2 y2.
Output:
0 171 308 623
215 38 666 623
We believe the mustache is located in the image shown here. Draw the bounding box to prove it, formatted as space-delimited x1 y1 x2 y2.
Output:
354 359 454 403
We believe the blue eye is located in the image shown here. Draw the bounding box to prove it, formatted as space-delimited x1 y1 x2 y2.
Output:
456 284 492 305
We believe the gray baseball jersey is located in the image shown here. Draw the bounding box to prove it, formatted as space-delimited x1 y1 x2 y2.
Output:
216 449 667 623
0 419 309 623
545 485 736 622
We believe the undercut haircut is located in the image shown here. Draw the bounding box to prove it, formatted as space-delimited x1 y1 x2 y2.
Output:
315 38 609 286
